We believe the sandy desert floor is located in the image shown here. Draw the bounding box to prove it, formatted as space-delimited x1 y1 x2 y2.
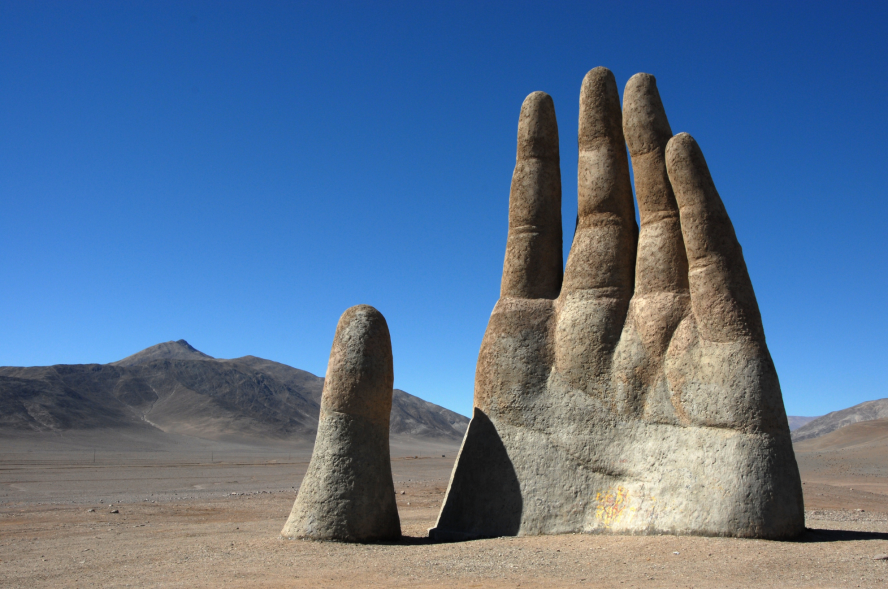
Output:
1 438 888 588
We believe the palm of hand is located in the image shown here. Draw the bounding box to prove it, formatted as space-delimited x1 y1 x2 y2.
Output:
432 68 803 540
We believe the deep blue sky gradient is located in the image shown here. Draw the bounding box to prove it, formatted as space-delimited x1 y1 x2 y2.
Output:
2 1 886 417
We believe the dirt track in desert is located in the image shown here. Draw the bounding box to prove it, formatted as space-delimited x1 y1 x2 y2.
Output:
2 440 888 588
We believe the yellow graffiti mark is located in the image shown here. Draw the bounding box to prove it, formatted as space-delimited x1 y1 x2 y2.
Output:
593 486 629 527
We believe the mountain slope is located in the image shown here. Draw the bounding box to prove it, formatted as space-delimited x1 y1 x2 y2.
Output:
787 415 819 431
223 355 468 439
793 417 888 453
0 341 469 443
791 398 888 442
224 356 325 405
0 360 320 441
390 389 468 438
0 369 155 432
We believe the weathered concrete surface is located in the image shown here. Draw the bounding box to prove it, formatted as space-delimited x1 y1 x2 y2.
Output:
430 68 804 540
282 305 400 542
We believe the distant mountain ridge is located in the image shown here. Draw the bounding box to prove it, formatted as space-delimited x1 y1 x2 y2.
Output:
787 415 819 431
791 397 888 442
0 340 469 444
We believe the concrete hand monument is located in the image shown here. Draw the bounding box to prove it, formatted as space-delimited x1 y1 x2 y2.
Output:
282 305 401 542
431 68 804 540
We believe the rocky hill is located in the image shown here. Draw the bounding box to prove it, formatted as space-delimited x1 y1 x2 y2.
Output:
0 340 469 444
791 397 888 442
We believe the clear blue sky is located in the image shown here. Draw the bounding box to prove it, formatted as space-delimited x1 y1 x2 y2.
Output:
2 1 886 418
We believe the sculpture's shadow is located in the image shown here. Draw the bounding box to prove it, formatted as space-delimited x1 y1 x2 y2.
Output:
427 409 523 541
799 528 888 543
349 526 888 546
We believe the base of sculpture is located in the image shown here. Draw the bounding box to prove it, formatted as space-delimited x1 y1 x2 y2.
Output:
431 402 803 540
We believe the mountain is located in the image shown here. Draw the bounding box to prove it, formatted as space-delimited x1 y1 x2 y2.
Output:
791 397 888 442
0 340 469 444
787 415 819 431
793 417 888 453
112 339 214 366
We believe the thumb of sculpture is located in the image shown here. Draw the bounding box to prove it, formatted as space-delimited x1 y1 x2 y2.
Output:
281 305 401 542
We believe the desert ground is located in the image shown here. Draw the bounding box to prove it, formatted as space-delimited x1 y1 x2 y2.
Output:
2 428 888 588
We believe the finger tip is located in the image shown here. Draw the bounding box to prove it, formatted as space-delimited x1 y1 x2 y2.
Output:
625 72 656 93
580 67 618 104
522 90 553 107
327 304 393 421
666 132 697 161
341 303 384 320
623 73 658 109
333 303 392 372
518 91 559 160
582 66 615 87
520 91 556 126
337 304 391 343
579 67 622 146
623 73 672 154
666 133 715 206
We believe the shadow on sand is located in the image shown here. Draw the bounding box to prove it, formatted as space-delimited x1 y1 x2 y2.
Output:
799 527 888 543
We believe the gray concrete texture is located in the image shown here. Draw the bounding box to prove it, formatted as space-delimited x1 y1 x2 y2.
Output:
431 68 804 540
281 305 401 542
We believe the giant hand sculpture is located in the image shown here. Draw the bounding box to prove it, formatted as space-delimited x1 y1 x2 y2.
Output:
430 68 804 540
